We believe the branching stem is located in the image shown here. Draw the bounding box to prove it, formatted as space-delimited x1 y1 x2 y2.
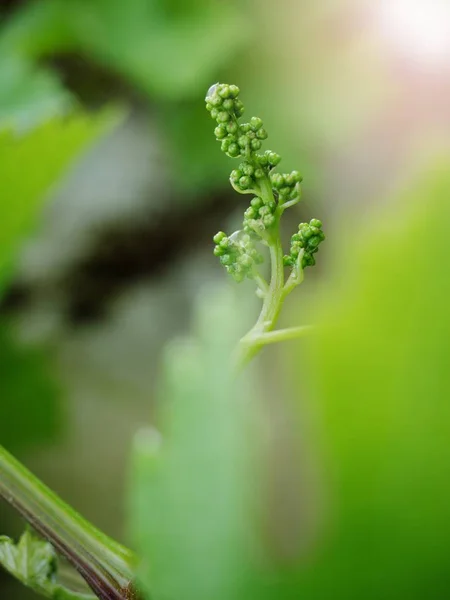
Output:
0 446 139 600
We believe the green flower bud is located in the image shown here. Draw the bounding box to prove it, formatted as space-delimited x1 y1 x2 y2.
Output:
242 163 254 176
210 108 219 119
227 121 238 134
256 128 268 140
229 84 240 98
250 116 263 130
217 111 230 123
263 214 275 227
211 94 223 107
234 100 244 116
214 125 227 139
254 168 265 178
310 218 322 228
267 152 281 166
238 135 248 149
223 98 234 111
213 231 227 244
251 197 263 208
218 85 231 98
239 176 252 189
251 139 262 151
270 173 285 189
230 169 242 182
228 143 240 157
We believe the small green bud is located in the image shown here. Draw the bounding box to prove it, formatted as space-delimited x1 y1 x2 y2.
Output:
211 94 223 107
263 214 275 227
228 143 240 157
310 218 322 228
251 139 262 151
217 111 230 123
242 163 254 176
214 125 227 139
223 98 234 111
234 99 244 116
238 136 248 149
230 169 242 182
254 168 265 178
227 121 238 134
213 231 227 244
221 139 231 152
239 176 252 189
271 173 285 189
240 123 251 133
210 108 219 119
250 116 263 130
218 85 231 98
256 128 268 140
228 84 240 98
251 197 263 208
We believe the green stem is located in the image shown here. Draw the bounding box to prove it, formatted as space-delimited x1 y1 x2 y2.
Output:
236 179 287 367
240 325 313 347
0 445 138 600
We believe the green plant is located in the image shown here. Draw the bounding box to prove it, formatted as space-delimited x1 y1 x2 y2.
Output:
0 83 324 600
205 83 324 366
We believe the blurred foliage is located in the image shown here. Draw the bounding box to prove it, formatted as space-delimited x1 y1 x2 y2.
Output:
0 0 249 190
0 109 117 451
130 156 450 600
287 157 450 598
0 323 60 453
129 286 260 600
0 56 72 131
1 0 246 99
0 111 115 290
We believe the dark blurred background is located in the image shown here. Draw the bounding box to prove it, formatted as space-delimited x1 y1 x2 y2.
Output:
1 0 449 597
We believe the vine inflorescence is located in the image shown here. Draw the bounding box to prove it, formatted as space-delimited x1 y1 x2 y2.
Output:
206 83 325 363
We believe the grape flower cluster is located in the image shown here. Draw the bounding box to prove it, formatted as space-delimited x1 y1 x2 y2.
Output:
284 219 325 269
206 83 324 285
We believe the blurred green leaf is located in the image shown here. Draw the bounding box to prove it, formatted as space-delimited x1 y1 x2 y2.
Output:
0 323 60 452
0 529 96 599
0 109 117 292
289 158 450 598
0 57 72 132
129 286 262 600
3 0 247 100
0 108 119 452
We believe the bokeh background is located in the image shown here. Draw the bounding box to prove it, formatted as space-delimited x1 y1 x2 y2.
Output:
1 0 449 598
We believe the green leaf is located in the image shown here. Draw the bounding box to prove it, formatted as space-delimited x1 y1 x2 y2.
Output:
129 286 262 600
3 0 246 100
0 529 56 598
287 157 450 598
0 323 60 452
0 530 95 599
0 57 72 132
0 109 118 293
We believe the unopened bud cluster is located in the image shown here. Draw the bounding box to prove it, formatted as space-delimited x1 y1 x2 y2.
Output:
284 219 325 269
207 83 324 283
243 197 277 237
213 231 263 283
270 169 303 203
